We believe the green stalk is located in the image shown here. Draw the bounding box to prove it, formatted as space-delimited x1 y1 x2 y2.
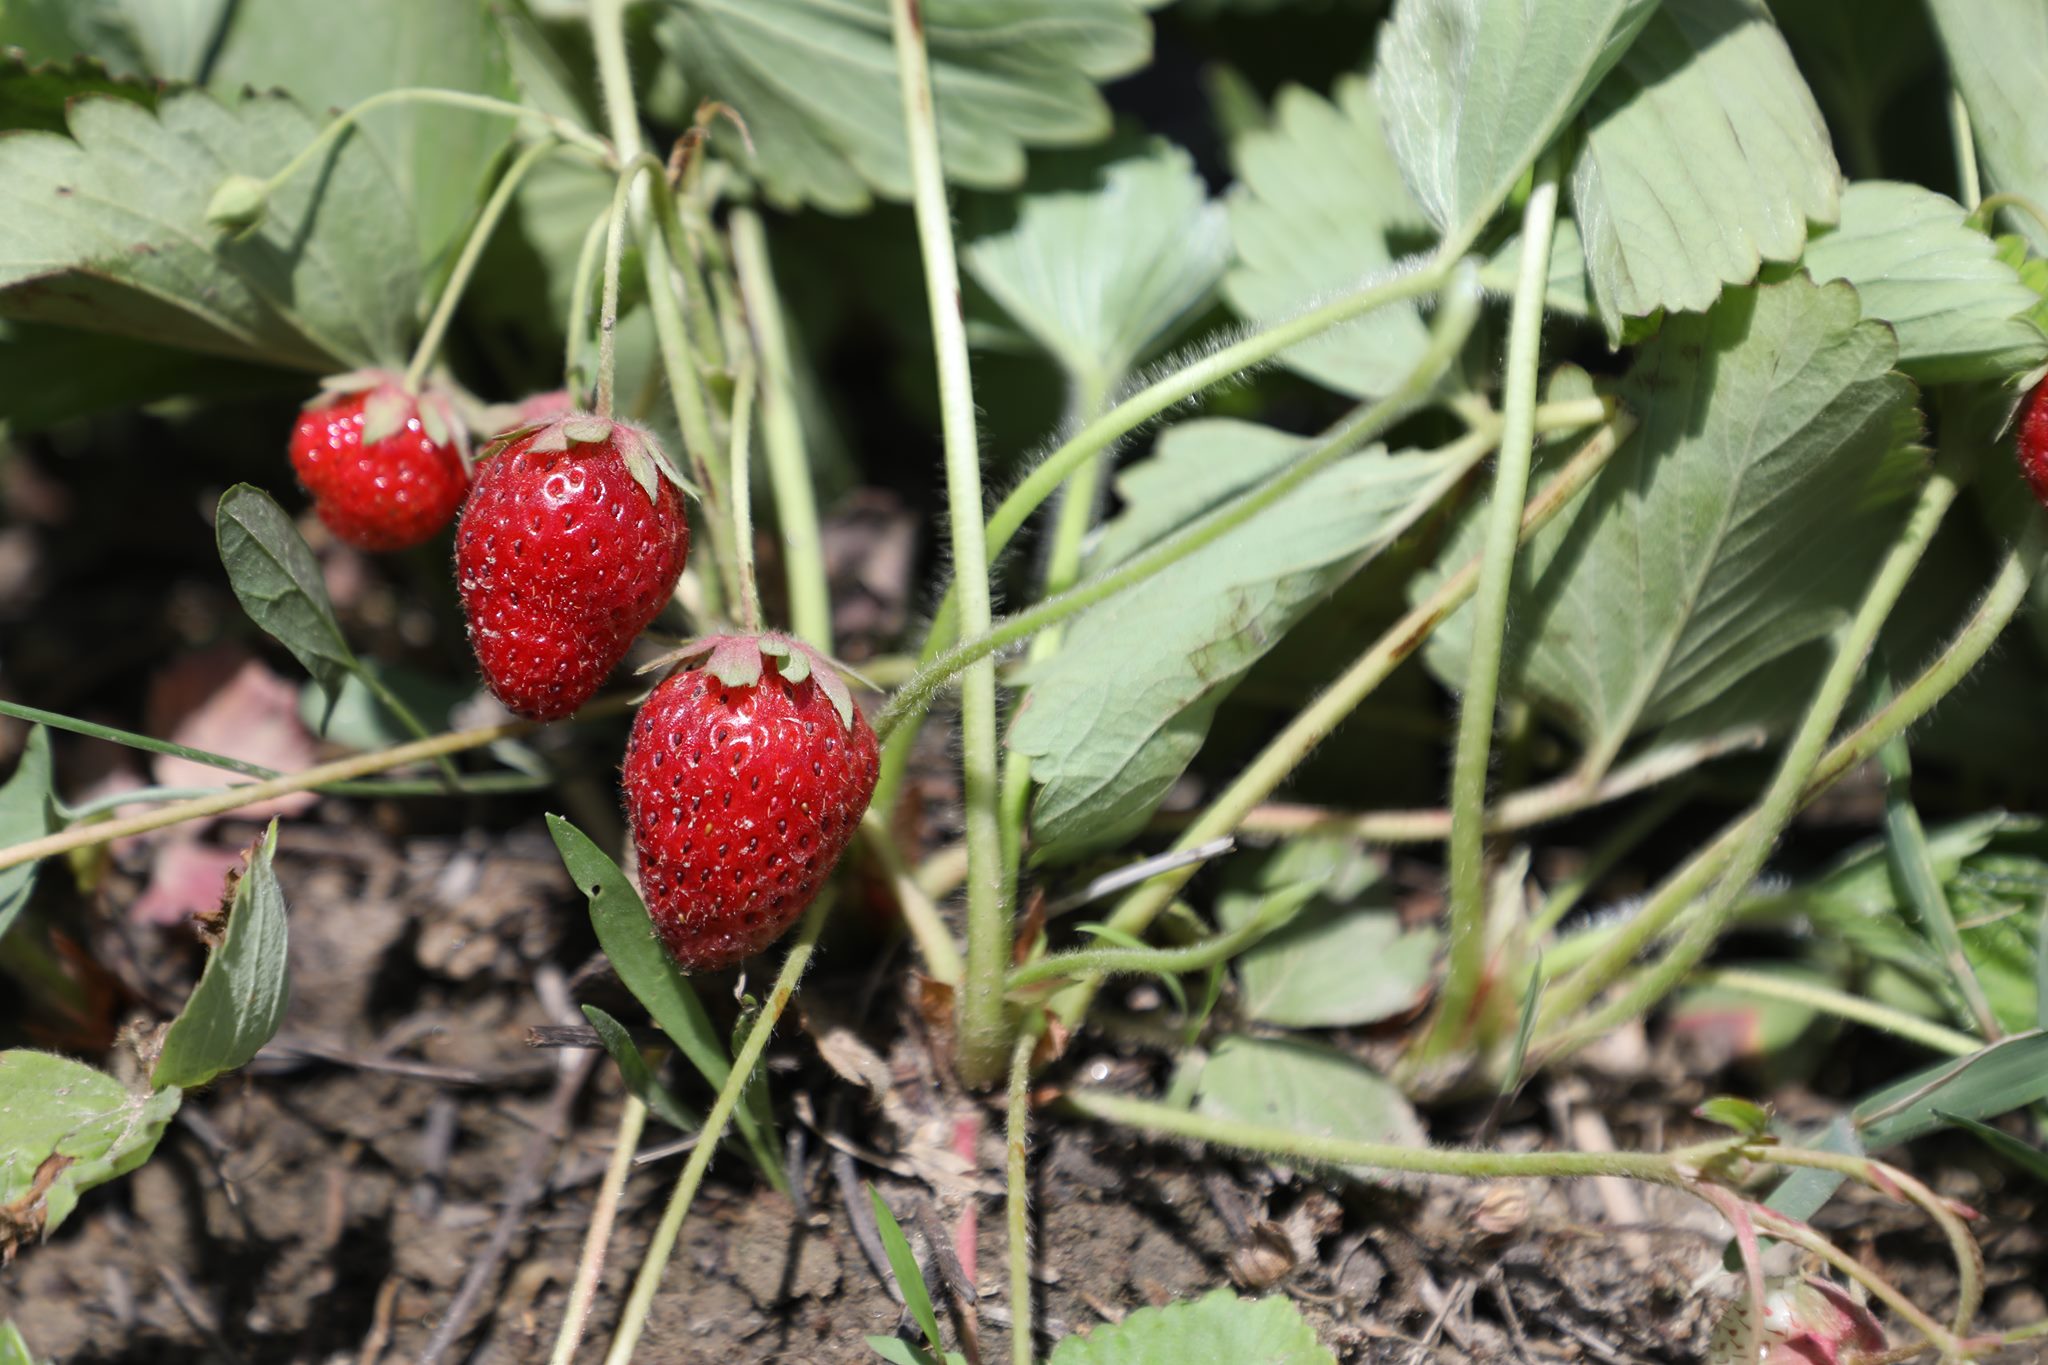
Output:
887 0 1008 1089
1693 969 1980 1057
728 350 763 633
1426 156 1562 1059
1538 450 1967 1042
1952 88 1983 210
547 1094 648 1365
562 206 611 400
729 208 834 650
404 138 560 391
601 898 830 1365
593 156 661 420
875 269 1488 745
1004 899 1296 992
869 257 1455 816
1047 410 1634 1032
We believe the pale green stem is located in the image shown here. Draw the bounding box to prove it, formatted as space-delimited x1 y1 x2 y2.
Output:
0 700 632 874
548 1094 649 1365
59 786 231 820
1972 192 2048 241
1005 1028 1038 1365
1063 1087 1732 1182
1952 88 1982 209
1004 899 1294 993
858 811 964 985
252 88 608 203
729 351 762 633
1428 156 1562 1059
593 156 662 420
1749 1206 1966 1359
1694 969 1980 1057
888 0 1008 1089
869 256 1455 816
563 206 611 400
875 266 1488 746
1048 411 1635 1032
729 208 833 650
1539 451 1966 1042
405 138 560 391
354 667 463 788
601 898 830 1365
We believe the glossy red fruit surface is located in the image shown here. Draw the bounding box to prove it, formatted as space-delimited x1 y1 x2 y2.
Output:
622 635 879 971
2019 376 2048 508
455 417 689 721
289 384 469 551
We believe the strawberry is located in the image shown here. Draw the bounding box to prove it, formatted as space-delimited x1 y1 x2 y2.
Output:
455 414 690 721
622 634 879 970
289 370 470 551
2019 375 2048 508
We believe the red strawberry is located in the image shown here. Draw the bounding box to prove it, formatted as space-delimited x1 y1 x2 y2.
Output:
622 634 879 970
2019 376 2048 507
290 370 470 551
455 414 690 721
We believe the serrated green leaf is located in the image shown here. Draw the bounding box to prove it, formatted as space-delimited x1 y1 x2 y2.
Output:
0 1050 180 1245
1801 180 2048 383
1376 0 1658 240
652 0 1151 214
581 1005 702 1133
215 484 357 711
1222 76 1432 398
1928 0 2048 253
1010 421 1477 860
152 820 290 1089
0 0 229 82
1192 1035 1424 1186
1570 0 1839 341
0 89 417 369
964 135 1227 387
0 50 157 134
0 728 57 944
208 0 517 271
1048 1286 1335 1365
1217 838 1437 1029
1419 276 1922 776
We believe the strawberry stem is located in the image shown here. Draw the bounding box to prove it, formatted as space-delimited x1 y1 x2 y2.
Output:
561 205 612 406
728 350 764 633
403 138 560 393
593 155 664 421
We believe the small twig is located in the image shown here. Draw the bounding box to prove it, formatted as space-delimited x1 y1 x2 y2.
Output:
357 1275 403 1365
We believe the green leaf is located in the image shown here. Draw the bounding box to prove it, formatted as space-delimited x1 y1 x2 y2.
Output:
1695 1096 1772 1138
1376 0 1658 241
869 1186 947 1358
215 484 357 713
1217 837 1438 1029
151 821 291 1089
1928 0 2048 253
0 318 291 429
1193 1035 1424 1186
1419 276 1921 776
0 1050 180 1246
0 1319 39 1365
1009 422 1477 860
208 0 518 271
0 0 229 82
1940 1111 2048 1185
581 1005 702 1133
1569 0 1839 341
1048 1286 1335 1365
652 0 1151 214
0 89 418 369
1800 180 2048 383
1774 0 1939 182
1221 76 1432 399
1761 1116 1860 1225
0 49 157 134
866 1339 960 1365
1855 1030 2048 1153
963 135 1228 386
0 728 57 944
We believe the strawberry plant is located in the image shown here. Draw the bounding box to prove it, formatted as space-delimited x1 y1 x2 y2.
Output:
8 0 2048 1362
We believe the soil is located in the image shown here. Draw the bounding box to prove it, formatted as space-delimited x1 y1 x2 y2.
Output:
4 431 2048 1365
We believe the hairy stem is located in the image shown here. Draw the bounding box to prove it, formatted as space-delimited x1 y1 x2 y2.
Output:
562 206 611 401
858 811 965 985
887 0 1008 1089
728 351 762 633
1006 1028 1038 1365
1429 156 1562 1058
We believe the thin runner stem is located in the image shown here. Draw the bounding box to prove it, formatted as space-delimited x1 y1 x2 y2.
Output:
547 1095 648 1365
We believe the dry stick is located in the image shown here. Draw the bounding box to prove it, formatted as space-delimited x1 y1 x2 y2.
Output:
0 701 635 874
417 1047 600 1365
1005 1028 1039 1365
1048 411 1637 1031
547 1095 649 1365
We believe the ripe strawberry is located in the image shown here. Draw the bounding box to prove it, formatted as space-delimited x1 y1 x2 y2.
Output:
622 634 879 970
2019 375 2048 507
290 370 470 551
455 414 690 721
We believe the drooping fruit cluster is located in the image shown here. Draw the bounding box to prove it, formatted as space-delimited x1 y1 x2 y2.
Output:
289 371 470 551
623 634 880 971
2018 376 2048 508
455 414 691 721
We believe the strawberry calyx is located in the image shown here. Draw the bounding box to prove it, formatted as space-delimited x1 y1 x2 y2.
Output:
308 367 473 473
475 412 698 506
639 631 859 729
